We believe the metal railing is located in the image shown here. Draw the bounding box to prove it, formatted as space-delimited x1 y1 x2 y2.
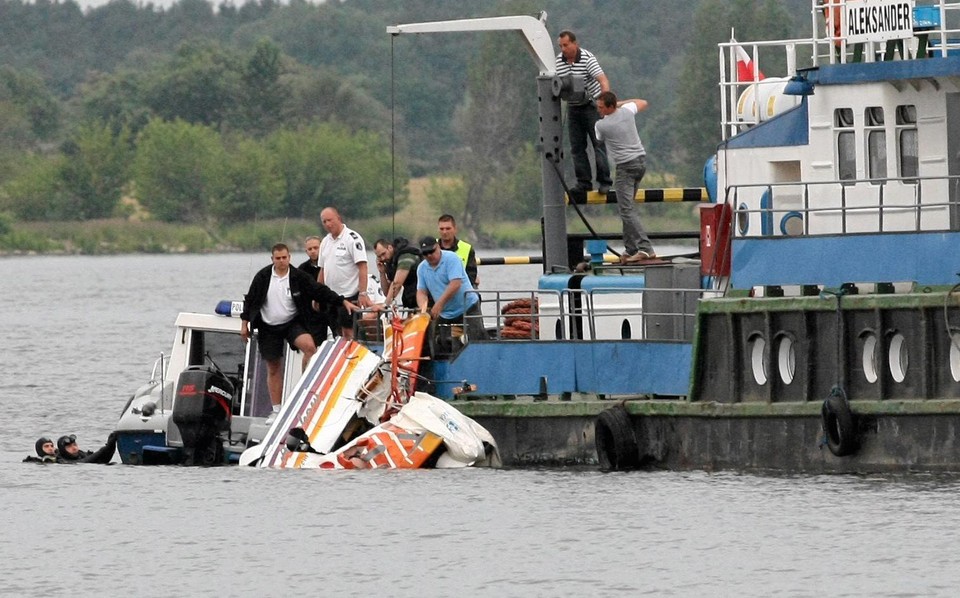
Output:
463 287 702 344
725 174 960 237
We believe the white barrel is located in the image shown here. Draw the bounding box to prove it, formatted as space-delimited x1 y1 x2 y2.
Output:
735 77 799 125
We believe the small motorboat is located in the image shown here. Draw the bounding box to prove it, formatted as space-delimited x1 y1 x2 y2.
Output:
114 300 303 465
116 304 499 469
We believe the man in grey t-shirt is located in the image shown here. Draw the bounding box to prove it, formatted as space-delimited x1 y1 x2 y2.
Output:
595 91 655 262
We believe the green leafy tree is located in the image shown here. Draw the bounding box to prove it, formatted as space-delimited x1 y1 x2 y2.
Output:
238 38 287 136
489 142 542 221
282 65 391 140
59 122 133 219
0 66 60 141
146 42 243 129
213 136 284 222
0 155 71 221
133 118 227 222
79 70 153 136
671 0 792 185
267 122 404 220
453 26 538 239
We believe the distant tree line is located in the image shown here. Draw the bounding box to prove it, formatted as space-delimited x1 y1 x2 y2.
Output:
0 0 805 233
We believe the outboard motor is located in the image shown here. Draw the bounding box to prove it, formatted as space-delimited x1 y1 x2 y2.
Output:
172 365 234 465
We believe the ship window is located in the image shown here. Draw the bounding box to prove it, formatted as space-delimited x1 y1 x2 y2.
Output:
835 108 856 182
896 105 917 124
837 131 856 181
896 104 918 182
867 130 887 179
865 107 886 182
866 107 884 126
188 330 245 371
835 108 854 127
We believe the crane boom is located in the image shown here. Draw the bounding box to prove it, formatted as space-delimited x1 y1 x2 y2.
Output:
388 13 569 273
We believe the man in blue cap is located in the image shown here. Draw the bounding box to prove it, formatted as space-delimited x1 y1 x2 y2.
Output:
415 235 486 356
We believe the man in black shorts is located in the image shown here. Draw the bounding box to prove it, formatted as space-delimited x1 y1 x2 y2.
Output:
241 243 358 416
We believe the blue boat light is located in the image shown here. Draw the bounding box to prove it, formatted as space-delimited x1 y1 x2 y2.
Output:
215 300 244 317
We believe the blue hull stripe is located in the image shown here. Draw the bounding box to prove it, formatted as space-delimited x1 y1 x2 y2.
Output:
731 231 960 288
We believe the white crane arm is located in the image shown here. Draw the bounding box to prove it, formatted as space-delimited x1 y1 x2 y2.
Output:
386 14 555 76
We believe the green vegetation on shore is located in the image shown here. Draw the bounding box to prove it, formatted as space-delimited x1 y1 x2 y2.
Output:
0 176 700 255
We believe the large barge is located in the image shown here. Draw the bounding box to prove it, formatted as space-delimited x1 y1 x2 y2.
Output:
392 1 960 472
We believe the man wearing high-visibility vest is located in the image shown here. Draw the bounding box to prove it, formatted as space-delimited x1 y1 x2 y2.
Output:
437 214 478 288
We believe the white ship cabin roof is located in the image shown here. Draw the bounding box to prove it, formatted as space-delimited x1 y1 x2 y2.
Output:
712 0 960 291
174 311 242 333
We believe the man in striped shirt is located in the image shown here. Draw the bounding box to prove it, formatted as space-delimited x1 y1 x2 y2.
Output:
556 30 612 194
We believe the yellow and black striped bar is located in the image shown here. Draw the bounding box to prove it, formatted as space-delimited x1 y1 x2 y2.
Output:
477 254 628 266
476 255 544 266
565 187 708 205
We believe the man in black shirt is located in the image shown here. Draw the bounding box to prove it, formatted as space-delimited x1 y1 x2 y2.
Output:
298 235 330 344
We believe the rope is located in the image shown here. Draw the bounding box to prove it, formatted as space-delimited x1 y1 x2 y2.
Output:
390 35 396 239
547 158 620 260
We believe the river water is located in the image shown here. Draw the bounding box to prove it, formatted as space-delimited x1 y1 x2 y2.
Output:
2 253 959 597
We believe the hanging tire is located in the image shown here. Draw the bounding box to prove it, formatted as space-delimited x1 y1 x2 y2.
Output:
595 405 641 471
821 393 858 457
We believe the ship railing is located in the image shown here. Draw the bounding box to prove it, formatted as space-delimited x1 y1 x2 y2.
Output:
808 0 960 64
465 287 703 344
149 353 169 383
726 173 959 237
720 1 960 140
907 0 960 59
718 37 817 140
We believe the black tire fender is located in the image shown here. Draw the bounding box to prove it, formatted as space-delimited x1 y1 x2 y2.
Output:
595 405 641 471
822 392 859 457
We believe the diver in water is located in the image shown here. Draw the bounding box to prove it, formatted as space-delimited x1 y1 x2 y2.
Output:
54 433 117 464
23 437 58 463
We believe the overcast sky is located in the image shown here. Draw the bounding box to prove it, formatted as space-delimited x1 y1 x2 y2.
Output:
73 0 250 10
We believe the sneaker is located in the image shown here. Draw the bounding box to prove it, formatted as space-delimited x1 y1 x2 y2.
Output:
598 184 611 195
264 409 279 425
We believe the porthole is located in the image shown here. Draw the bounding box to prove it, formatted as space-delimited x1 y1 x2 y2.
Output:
950 333 960 382
777 335 796 385
862 333 879 384
779 211 804 236
737 202 750 235
889 332 908 383
750 335 767 385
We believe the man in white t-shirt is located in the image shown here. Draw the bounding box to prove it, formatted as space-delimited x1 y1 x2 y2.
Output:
595 91 656 263
317 207 371 339
240 243 357 415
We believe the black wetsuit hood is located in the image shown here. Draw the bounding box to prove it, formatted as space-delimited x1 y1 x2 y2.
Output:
35 437 53 457
57 435 83 461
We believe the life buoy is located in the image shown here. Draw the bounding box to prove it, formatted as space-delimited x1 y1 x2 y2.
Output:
821 389 859 457
595 405 641 471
